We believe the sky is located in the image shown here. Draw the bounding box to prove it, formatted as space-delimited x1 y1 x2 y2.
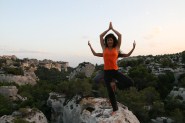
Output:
0 0 185 67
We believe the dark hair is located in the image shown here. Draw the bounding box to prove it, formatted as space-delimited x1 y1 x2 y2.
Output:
104 33 118 48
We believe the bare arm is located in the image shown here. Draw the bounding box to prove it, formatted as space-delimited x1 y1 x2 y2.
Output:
100 23 111 51
111 22 122 50
88 41 103 57
119 40 136 57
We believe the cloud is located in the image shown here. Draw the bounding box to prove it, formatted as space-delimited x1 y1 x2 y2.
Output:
143 26 162 40
8 49 48 54
0 46 49 54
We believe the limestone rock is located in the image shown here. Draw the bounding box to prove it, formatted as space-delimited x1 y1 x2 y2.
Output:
0 86 27 101
47 93 140 123
169 87 185 101
0 108 48 123
0 86 18 100
0 74 37 85
69 62 95 80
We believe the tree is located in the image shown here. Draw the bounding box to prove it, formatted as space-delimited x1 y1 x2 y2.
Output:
56 81 69 93
160 57 173 68
3 67 24 75
140 87 160 104
0 95 13 116
171 108 184 123
117 87 162 123
181 51 185 63
75 72 86 79
14 118 30 123
178 73 185 88
179 77 185 88
157 72 175 99
128 65 158 90
117 87 149 123
35 67 68 82
149 101 165 118
164 95 185 120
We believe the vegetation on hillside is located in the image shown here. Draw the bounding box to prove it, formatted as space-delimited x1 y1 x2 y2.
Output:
0 51 185 123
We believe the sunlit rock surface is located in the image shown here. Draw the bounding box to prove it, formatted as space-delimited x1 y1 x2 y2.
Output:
0 108 47 123
0 86 27 101
0 74 37 85
47 92 140 123
0 86 18 100
69 62 95 80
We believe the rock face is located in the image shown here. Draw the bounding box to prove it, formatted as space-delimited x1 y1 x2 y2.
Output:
0 86 18 96
69 62 95 80
0 86 18 100
0 108 48 123
0 86 27 101
47 92 140 123
0 74 37 85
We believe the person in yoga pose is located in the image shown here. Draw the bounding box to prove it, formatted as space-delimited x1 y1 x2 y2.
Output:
88 40 135 92
88 22 135 115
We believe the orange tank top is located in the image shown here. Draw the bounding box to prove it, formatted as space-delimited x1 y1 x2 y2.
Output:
103 48 118 70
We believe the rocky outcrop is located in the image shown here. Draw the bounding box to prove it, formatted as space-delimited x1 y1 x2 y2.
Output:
0 74 37 85
0 86 18 100
47 92 140 123
0 108 48 123
69 62 95 80
169 87 185 101
0 86 27 101
39 60 69 72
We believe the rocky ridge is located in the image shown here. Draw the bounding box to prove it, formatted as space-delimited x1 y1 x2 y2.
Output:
0 108 48 123
47 92 140 123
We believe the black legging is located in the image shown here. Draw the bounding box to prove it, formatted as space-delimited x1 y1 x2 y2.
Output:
104 70 134 111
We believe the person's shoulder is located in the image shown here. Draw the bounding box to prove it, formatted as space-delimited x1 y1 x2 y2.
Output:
114 47 120 51
103 47 107 51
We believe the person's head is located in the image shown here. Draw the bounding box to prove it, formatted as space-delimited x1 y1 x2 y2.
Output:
104 33 118 48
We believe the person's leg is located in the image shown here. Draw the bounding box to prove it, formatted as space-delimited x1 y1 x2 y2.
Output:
104 70 118 111
115 71 134 90
111 80 116 92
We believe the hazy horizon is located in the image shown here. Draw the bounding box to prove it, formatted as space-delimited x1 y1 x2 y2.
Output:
1 0 185 67
1 50 184 68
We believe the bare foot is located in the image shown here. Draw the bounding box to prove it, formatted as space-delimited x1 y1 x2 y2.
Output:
111 111 117 116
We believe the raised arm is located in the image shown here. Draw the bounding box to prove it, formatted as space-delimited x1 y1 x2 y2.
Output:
88 41 103 57
119 40 136 57
111 22 122 50
100 23 111 51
